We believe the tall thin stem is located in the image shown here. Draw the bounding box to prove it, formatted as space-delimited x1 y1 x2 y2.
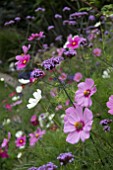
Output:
53 70 75 108
91 135 105 169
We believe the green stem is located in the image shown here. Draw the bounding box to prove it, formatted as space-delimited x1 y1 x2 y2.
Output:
91 135 105 169
53 70 75 108
92 131 113 150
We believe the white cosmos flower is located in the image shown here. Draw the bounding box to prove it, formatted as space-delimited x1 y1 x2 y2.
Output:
15 131 23 138
17 152 22 159
12 96 20 101
16 86 23 93
102 67 113 79
94 21 101 27
3 118 11 126
27 89 42 109
18 79 30 84
0 78 4 81
102 70 110 78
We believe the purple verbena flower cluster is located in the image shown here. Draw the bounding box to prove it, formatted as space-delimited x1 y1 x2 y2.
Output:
28 162 57 170
57 152 74 165
100 119 112 132
42 56 64 70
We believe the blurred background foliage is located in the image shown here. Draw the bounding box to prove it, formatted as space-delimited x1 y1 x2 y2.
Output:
0 0 113 71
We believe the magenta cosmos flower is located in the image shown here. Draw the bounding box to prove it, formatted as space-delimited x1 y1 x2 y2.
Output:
29 128 46 146
15 135 26 148
30 114 39 126
75 78 96 107
15 45 31 70
0 148 9 158
64 105 93 144
28 31 44 41
106 95 113 115
64 34 82 50
0 132 11 158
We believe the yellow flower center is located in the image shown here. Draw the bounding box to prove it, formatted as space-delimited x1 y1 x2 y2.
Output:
74 121 84 131
19 139 24 144
23 60 27 64
35 133 39 138
0 148 3 153
84 89 91 97
72 41 76 46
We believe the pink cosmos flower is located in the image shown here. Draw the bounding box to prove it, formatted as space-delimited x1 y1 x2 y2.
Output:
106 95 113 115
0 148 9 158
73 72 83 82
93 48 101 57
55 104 63 111
59 73 67 81
50 88 58 97
5 104 12 111
0 132 11 158
15 45 31 70
56 48 64 56
30 114 39 126
1 132 11 149
22 44 31 54
9 92 16 97
15 135 26 148
75 78 97 107
11 100 22 107
65 99 70 106
64 105 93 144
29 128 45 146
64 34 82 49
28 31 44 41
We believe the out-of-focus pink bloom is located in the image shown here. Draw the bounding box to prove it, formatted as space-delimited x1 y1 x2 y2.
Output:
22 44 31 54
9 92 16 97
30 77 37 83
11 100 22 107
29 128 45 146
57 48 64 56
88 33 95 41
59 73 67 81
0 132 11 158
0 148 9 158
55 104 63 111
1 132 11 149
30 114 39 126
15 45 31 70
75 78 97 107
93 48 101 57
64 105 93 144
64 35 82 49
106 95 113 115
5 104 12 111
73 72 83 82
2 99 8 103
28 32 44 41
50 88 58 97
65 99 70 106
15 136 26 148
